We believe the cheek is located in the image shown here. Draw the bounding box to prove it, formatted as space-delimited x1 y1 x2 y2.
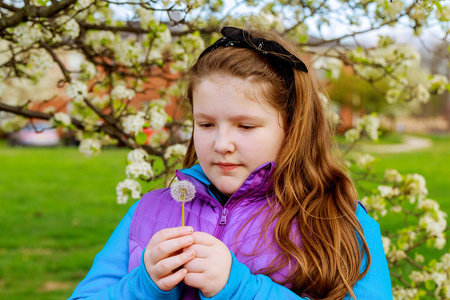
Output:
193 131 208 158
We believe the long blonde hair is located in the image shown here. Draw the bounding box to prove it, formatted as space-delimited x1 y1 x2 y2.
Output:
183 29 370 299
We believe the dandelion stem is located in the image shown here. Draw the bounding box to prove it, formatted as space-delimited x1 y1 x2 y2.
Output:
181 194 185 226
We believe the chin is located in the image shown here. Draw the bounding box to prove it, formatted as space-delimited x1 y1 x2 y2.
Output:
216 184 238 196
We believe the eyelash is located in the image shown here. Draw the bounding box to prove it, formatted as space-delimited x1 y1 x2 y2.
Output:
198 123 213 128
239 125 255 130
197 123 255 130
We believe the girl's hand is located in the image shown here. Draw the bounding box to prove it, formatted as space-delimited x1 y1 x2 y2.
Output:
144 226 196 291
183 231 232 297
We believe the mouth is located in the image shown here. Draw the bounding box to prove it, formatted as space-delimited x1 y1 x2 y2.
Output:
215 162 240 171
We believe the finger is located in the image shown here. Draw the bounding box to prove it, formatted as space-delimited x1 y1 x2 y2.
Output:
184 244 210 258
153 249 196 278
191 231 217 246
157 268 188 292
183 272 205 290
148 226 194 248
149 234 195 265
183 257 208 273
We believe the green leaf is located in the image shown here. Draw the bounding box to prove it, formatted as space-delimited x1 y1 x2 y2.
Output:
425 279 436 291
136 132 148 145
429 259 438 268
434 1 443 13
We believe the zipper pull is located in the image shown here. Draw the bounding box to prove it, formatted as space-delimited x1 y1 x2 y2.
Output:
219 208 228 225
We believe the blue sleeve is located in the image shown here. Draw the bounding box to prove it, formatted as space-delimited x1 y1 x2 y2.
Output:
201 204 392 300
200 252 308 300
347 204 393 299
68 201 182 300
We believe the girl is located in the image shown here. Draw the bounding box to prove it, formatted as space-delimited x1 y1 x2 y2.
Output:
69 27 392 299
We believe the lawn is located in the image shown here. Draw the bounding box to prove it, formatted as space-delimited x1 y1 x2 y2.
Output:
0 134 449 299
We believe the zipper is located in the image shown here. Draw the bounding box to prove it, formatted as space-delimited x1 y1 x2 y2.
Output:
219 208 228 225
213 199 241 240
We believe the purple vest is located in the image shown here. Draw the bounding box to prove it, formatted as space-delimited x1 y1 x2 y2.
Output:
128 162 294 299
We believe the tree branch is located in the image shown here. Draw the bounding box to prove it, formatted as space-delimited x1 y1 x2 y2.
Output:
0 0 78 31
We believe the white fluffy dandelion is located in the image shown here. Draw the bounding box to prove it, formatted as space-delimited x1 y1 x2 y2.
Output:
170 180 196 226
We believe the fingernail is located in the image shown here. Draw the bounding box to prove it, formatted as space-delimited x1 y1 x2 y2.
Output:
187 250 195 258
184 226 193 233
184 236 194 244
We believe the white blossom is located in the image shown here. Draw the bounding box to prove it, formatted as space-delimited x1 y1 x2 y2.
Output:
12 22 42 48
417 198 440 211
80 61 97 80
415 254 425 263
419 210 447 237
74 0 94 10
85 30 116 52
386 88 401 104
127 149 149 163
90 95 108 108
390 205 402 213
378 185 398 198
355 153 375 169
149 105 168 130
361 195 387 219
431 271 447 288
435 234 446 250
126 161 153 180
164 144 187 160
116 179 141 205
388 249 407 263
439 253 450 271
51 112 71 127
66 80 88 104
385 169 403 183
405 173 428 198
412 84 430 103
181 119 193 139
111 85 135 101
409 270 428 282
436 5 450 21
56 16 80 39
356 114 380 141
392 286 418 300
136 7 159 30
114 39 142 66
381 236 390 255
313 56 343 80
25 49 54 79
0 114 27 133
429 74 449 95
122 112 146 136
379 0 403 19
78 138 101 157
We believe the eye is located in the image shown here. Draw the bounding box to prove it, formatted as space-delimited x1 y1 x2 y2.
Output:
198 123 214 128
239 124 256 130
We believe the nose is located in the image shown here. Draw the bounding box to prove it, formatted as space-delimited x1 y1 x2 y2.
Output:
213 129 235 154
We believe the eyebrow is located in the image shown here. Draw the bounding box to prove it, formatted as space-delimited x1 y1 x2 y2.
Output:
193 112 266 122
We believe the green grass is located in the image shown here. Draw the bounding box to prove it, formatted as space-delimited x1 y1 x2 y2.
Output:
355 134 450 265
0 142 135 299
0 134 449 299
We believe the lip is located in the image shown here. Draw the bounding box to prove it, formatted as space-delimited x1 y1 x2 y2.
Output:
215 162 240 171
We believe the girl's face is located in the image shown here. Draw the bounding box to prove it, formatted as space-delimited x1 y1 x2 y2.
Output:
193 76 285 196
